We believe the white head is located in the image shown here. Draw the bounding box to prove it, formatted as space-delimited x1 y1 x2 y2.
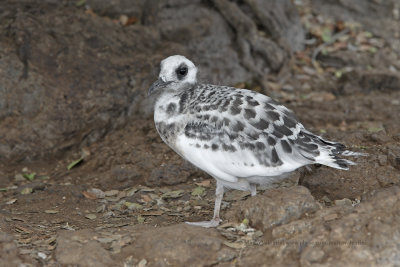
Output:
148 55 198 96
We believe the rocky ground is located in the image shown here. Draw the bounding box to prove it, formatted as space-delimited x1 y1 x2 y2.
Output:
1 0 400 266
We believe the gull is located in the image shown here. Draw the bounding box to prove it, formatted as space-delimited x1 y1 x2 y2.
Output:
148 55 364 228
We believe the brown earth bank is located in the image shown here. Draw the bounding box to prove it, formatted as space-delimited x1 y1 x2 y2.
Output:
0 0 400 266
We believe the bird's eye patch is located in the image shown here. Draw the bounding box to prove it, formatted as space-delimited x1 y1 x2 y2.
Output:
176 64 188 80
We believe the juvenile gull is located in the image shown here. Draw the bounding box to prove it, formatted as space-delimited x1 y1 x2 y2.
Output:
148 55 364 228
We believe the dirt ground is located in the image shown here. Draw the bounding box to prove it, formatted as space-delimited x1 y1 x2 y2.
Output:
1 1 400 266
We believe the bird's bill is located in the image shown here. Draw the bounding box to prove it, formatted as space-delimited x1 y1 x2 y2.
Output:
148 78 170 96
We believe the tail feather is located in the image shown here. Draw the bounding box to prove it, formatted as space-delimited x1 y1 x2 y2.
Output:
315 151 355 170
301 131 367 170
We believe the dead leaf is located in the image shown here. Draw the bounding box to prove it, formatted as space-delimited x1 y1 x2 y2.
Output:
124 202 143 210
6 198 17 204
82 191 97 200
195 180 211 187
137 215 145 224
67 157 83 170
141 194 152 202
191 186 206 197
87 188 105 199
15 225 32 234
21 187 33 195
162 190 184 199
105 190 119 197
141 211 164 216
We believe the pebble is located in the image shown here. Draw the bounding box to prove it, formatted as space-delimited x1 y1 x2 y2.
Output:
124 202 143 210
85 214 97 220
6 198 17 204
334 198 352 206
44 210 59 214
137 259 147 267
305 248 325 262
37 252 47 259
126 188 139 197
88 188 106 199
105 190 119 197
161 190 184 199
322 195 332 205
14 174 25 181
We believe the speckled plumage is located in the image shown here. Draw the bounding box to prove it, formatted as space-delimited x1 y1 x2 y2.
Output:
149 55 364 227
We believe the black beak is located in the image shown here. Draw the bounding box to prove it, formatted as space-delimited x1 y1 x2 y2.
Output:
148 78 170 96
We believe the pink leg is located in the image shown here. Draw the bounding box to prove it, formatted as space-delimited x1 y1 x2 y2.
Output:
186 181 224 228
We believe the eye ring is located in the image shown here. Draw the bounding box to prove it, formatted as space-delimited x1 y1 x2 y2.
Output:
176 65 188 79
179 68 187 75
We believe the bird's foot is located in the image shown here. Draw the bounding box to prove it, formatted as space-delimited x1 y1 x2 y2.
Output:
185 218 221 228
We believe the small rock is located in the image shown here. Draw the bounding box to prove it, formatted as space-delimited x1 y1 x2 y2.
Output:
14 174 25 181
137 259 147 267
56 230 113 266
123 224 231 266
322 195 332 205
44 210 59 214
303 247 325 263
282 84 294 91
334 198 352 206
87 188 105 199
85 214 97 220
37 252 47 259
119 14 129 25
124 202 143 210
6 198 17 204
227 186 318 231
96 205 106 213
217 248 236 262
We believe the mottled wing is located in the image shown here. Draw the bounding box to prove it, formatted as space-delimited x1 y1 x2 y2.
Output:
175 86 331 183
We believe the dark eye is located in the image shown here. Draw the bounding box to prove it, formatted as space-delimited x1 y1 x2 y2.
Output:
176 65 188 79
